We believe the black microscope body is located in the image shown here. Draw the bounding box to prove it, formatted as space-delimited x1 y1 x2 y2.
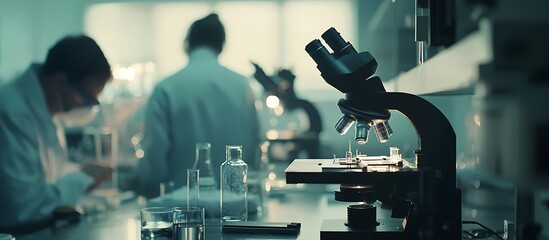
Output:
285 27 461 240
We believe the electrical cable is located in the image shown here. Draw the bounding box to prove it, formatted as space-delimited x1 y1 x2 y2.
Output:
463 230 479 239
462 221 504 240
463 230 504 239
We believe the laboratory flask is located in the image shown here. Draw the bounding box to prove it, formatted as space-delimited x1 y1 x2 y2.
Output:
193 143 217 191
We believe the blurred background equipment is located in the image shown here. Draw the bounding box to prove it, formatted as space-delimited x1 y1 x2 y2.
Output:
471 0 549 239
252 62 322 162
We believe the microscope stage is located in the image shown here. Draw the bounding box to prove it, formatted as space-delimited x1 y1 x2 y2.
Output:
285 159 419 184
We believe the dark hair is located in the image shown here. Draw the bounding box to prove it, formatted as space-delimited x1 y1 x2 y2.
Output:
185 13 225 54
42 35 111 83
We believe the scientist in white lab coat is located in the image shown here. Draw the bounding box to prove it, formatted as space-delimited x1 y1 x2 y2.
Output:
134 13 260 195
0 35 112 233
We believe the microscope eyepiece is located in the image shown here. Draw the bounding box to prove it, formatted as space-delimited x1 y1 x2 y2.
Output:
355 120 370 144
335 114 355 135
321 27 357 58
305 39 337 70
321 28 347 52
305 39 324 53
373 120 393 143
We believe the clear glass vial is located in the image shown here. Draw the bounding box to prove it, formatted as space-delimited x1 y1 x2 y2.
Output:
220 145 248 221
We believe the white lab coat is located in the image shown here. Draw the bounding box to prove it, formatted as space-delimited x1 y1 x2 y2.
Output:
0 64 93 229
136 47 260 189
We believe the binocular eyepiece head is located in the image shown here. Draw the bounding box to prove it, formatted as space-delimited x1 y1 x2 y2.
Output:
305 27 357 65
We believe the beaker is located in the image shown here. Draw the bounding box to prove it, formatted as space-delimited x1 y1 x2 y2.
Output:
140 207 173 240
173 206 205 240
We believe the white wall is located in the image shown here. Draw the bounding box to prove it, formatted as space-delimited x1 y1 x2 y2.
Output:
0 0 86 85
0 0 360 88
83 0 357 93
0 0 35 84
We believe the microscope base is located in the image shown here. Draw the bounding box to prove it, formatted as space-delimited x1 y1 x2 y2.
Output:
320 218 406 240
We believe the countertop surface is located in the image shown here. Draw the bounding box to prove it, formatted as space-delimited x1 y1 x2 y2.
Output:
16 185 360 240
12 177 523 240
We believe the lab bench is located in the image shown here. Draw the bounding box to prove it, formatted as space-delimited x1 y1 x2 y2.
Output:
15 186 348 240
14 185 508 240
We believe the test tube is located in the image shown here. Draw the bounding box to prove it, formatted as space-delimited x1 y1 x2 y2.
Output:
186 169 200 207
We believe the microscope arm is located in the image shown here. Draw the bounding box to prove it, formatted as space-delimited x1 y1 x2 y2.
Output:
346 91 455 174
345 91 459 240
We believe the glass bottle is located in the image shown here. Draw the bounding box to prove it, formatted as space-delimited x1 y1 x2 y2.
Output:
193 143 217 191
220 145 248 221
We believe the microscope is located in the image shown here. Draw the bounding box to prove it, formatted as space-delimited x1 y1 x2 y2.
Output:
285 27 461 240
251 63 323 161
